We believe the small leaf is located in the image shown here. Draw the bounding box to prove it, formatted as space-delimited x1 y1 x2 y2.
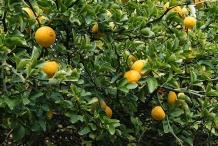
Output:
12 125 25 140
118 86 129 93
88 97 98 104
146 77 158 93
79 126 90 135
108 124 115 135
126 83 138 89
41 104 49 111
170 108 184 117
37 120 46 131
117 78 127 88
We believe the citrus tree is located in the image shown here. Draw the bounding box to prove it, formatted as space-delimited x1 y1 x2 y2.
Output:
1 0 218 145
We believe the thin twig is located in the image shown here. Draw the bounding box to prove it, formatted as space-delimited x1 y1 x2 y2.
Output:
3 129 13 144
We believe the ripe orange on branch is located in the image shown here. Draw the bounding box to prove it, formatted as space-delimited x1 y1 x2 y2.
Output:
184 16 196 29
22 7 35 19
42 61 58 78
168 91 177 105
151 106 165 121
124 70 141 83
131 60 150 76
105 106 112 118
35 26 56 47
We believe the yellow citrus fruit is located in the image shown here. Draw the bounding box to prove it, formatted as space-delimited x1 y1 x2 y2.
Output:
124 70 141 83
91 101 107 110
22 7 35 19
168 91 177 105
131 60 150 76
163 2 182 17
93 31 106 39
182 7 188 15
92 23 98 33
195 0 204 9
47 108 53 119
130 55 137 62
38 16 48 24
172 6 183 18
35 26 56 47
109 22 115 29
105 106 112 118
151 106 165 121
42 61 58 78
184 16 196 29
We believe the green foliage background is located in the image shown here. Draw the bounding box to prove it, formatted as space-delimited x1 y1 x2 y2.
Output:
0 0 218 145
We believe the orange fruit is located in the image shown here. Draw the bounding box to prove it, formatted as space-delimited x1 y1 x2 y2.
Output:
35 26 56 47
123 70 141 83
92 24 98 33
22 7 35 19
151 106 165 121
168 91 177 105
105 106 112 118
195 0 204 9
184 16 196 29
42 61 58 78
163 2 183 18
131 60 150 76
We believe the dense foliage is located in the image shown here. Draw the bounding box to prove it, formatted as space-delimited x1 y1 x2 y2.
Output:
0 0 218 145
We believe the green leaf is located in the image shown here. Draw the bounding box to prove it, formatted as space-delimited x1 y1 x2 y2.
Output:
88 97 98 104
23 98 30 105
4 99 15 110
190 71 197 83
30 92 43 101
5 36 27 46
17 59 29 70
117 78 127 88
41 104 49 111
96 134 106 141
170 108 184 117
163 121 170 133
126 83 138 89
79 126 90 135
108 124 115 135
164 11 177 20
31 122 40 131
70 114 80 124
110 74 119 83
118 86 129 93
37 120 46 131
12 125 25 140
146 77 158 93
99 62 115 72
207 91 218 97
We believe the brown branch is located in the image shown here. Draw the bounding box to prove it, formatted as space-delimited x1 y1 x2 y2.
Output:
3 129 13 144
